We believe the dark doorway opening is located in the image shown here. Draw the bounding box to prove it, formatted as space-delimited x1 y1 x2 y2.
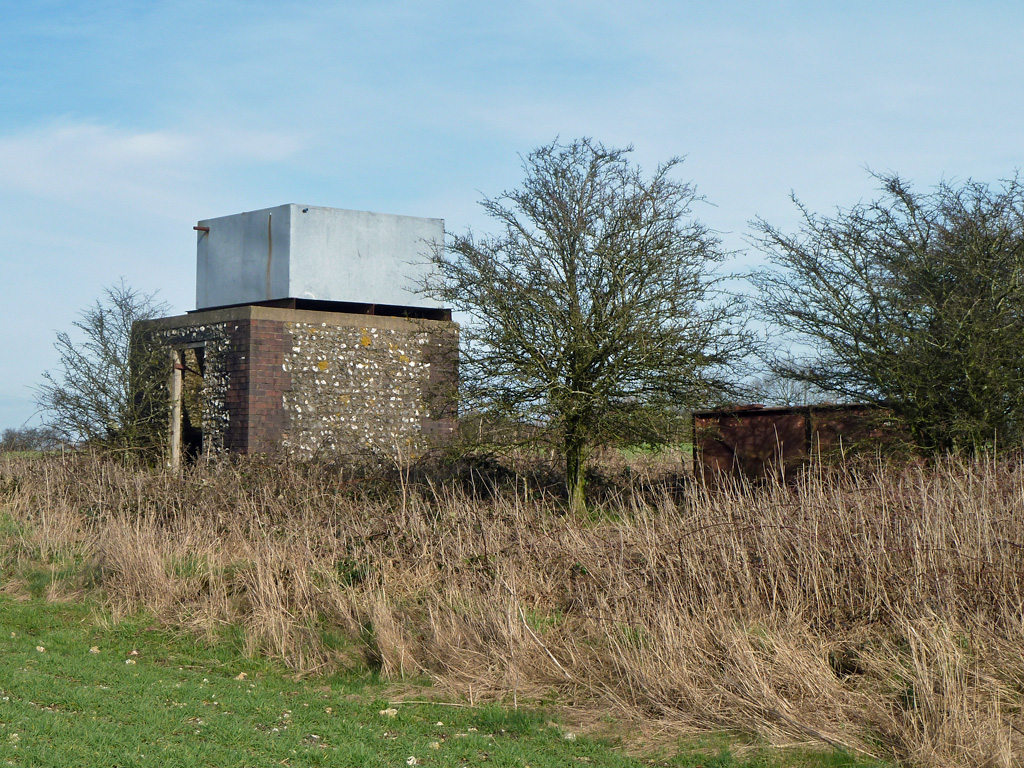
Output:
170 344 205 468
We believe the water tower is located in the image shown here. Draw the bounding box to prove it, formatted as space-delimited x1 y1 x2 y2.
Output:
139 205 458 466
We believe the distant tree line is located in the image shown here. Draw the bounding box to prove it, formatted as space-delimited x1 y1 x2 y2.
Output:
0 426 63 454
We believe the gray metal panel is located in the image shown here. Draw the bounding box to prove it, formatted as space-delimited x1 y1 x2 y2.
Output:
196 205 292 309
289 206 443 307
195 204 444 310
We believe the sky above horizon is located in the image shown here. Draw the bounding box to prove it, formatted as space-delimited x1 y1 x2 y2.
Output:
2 0 1022 430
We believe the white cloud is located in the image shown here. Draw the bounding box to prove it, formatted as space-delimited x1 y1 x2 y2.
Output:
0 121 302 216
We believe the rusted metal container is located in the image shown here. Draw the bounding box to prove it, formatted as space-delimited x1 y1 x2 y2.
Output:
692 404 896 483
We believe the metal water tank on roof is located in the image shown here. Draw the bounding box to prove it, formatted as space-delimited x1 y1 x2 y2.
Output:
195 204 445 311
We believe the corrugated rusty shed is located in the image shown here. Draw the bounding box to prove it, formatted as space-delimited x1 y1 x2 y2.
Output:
692 403 895 483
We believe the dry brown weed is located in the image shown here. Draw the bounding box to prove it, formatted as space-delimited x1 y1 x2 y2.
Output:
1 452 1022 766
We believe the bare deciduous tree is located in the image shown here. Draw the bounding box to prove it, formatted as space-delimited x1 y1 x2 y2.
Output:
35 280 169 452
747 372 826 408
427 138 746 510
752 173 1024 453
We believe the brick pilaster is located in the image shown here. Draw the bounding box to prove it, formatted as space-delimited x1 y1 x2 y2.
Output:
246 319 291 454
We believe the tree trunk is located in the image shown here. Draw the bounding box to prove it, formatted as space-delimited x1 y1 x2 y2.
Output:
565 431 588 515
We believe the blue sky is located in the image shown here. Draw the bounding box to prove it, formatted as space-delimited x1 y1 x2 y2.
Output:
2 0 1022 430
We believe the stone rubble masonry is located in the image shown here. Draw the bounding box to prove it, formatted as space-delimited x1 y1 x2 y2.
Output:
137 305 458 461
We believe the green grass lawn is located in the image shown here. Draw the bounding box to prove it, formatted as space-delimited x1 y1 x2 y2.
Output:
0 597 885 768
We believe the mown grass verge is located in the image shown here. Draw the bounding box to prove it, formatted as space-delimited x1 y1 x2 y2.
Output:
0 597 877 767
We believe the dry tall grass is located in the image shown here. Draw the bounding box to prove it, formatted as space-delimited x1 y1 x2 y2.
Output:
1 453 1022 766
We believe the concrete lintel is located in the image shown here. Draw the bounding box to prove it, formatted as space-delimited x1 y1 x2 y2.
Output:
141 305 458 333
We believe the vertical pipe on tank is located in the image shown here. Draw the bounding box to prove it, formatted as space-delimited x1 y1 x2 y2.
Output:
265 214 273 299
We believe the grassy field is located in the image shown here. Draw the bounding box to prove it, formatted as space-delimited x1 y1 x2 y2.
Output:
1 452 1022 766
0 597 876 767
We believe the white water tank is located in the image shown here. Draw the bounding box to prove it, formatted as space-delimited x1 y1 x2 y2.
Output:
195 204 445 310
